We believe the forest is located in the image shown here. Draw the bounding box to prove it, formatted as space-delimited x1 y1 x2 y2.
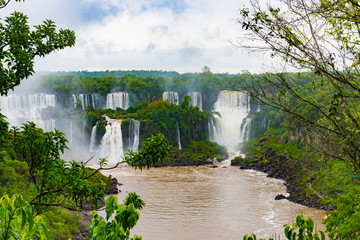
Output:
1 0 360 239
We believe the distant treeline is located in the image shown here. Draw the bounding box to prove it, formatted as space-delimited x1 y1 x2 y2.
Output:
39 68 258 111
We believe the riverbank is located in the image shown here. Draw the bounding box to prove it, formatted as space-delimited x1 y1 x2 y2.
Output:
231 147 332 211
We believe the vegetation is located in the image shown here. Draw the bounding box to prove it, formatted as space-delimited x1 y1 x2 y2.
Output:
237 0 360 238
88 193 145 240
0 0 75 95
243 215 325 240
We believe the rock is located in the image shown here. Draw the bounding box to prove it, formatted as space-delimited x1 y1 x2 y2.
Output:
209 165 218 168
275 194 287 200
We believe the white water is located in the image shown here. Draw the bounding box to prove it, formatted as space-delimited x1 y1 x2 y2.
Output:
89 125 97 152
0 93 56 132
176 122 181 150
128 119 140 152
210 91 250 152
80 94 98 110
241 118 252 143
99 119 124 164
163 92 179 105
188 92 202 111
98 118 141 164
107 92 130 110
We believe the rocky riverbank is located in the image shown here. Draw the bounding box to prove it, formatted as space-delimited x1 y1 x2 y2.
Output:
231 147 332 211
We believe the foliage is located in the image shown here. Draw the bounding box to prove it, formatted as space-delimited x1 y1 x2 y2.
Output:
182 140 228 162
0 0 75 95
9 122 105 214
238 0 360 171
88 194 144 240
0 194 50 240
42 208 81 240
125 132 171 170
243 215 325 240
324 189 360 239
0 151 34 201
283 215 325 240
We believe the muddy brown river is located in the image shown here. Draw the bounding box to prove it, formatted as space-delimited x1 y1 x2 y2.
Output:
104 161 325 240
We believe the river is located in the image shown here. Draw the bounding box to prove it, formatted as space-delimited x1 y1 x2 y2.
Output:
104 161 325 240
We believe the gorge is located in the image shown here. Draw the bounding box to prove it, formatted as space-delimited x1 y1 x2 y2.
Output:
0 73 327 239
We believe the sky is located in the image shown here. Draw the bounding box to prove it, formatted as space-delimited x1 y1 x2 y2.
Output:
3 0 277 74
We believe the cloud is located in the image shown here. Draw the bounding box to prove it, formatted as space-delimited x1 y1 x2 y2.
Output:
2 0 273 74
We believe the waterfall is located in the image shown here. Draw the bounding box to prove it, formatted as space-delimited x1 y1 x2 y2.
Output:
163 92 179 105
89 125 97 152
210 90 250 152
99 119 124 164
106 92 130 110
70 94 77 109
128 119 140 152
70 93 100 110
176 122 182 150
208 117 221 143
78 93 99 110
241 118 252 143
188 92 202 111
0 93 56 132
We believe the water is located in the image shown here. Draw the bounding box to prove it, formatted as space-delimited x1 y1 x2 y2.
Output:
89 125 97 152
107 92 130 110
105 161 325 240
0 93 56 132
188 92 202 110
163 92 179 105
211 91 250 152
97 117 141 165
128 119 140 152
99 119 124 164
176 121 181 150
241 118 252 143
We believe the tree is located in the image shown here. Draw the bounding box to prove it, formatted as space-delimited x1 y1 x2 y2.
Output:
88 193 144 240
238 0 360 171
238 0 360 238
0 194 50 240
0 0 75 95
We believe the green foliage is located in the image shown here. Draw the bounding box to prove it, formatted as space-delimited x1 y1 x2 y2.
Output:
125 132 171 170
0 2 75 95
8 122 105 213
324 189 360 239
239 0 360 172
183 140 228 162
0 194 50 240
284 215 325 240
88 194 143 240
244 215 324 240
42 208 81 240
0 151 34 201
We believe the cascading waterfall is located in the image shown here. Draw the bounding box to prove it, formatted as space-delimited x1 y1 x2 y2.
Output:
163 91 179 105
98 117 140 164
99 118 124 164
208 117 221 143
241 118 252 143
70 93 99 110
176 122 181 150
188 92 202 111
106 92 130 110
210 90 250 152
128 119 140 152
89 125 97 152
0 93 56 132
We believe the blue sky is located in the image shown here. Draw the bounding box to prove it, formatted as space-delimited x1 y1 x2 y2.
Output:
2 0 276 74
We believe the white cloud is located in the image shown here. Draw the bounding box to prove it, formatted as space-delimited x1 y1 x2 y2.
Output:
3 0 273 74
